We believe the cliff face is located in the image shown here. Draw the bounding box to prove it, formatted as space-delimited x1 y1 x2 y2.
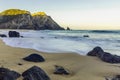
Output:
0 9 64 30
0 14 34 29
32 15 64 30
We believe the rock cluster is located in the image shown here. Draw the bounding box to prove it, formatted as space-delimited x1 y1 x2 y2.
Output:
0 52 71 80
87 46 120 63
0 66 50 80
0 53 50 80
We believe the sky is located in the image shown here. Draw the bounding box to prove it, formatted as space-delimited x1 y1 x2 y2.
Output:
0 0 120 30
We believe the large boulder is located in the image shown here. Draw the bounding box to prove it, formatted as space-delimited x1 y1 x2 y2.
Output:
87 47 120 63
101 52 120 63
22 66 50 80
0 67 21 80
23 53 45 62
87 46 104 57
8 31 20 37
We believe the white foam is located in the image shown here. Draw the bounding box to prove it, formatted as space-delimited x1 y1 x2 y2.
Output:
1 30 120 55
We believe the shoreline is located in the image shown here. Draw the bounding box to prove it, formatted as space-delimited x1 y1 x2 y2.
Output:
0 30 120 56
0 40 120 80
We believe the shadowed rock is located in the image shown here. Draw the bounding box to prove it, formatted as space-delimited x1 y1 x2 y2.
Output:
8 31 20 37
87 46 104 57
23 53 45 62
0 67 21 80
22 66 50 80
54 65 70 75
87 46 120 63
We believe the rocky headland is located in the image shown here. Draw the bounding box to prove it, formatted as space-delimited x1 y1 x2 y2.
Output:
0 9 64 30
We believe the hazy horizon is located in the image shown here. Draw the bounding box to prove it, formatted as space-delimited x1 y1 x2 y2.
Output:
0 0 120 30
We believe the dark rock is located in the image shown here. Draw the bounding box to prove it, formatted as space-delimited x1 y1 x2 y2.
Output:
0 34 7 37
54 65 70 75
0 67 21 80
40 37 44 39
87 46 120 63
17 63 23 66
22 66 50 80
83 35 89 38
101 53 120 63
105 75 120 80
23 53 45 62
66 27 70 30
20 36 23 38
105 77 110 80
54 37 57 39
87 46 104 57
100 52 113 63
115 75 120 79
8 31 20 37
112 55 120 63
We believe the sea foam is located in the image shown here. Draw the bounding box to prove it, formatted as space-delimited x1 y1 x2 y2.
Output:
1 30 120 55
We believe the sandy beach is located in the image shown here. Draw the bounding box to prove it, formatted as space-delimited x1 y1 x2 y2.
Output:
0 39 120 80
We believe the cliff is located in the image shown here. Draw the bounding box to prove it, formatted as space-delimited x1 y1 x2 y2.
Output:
0 9 64 30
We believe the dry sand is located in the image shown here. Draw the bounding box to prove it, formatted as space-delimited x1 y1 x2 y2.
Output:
0 40 120 80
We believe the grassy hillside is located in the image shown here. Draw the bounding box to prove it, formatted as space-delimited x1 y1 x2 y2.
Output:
32 12 46 16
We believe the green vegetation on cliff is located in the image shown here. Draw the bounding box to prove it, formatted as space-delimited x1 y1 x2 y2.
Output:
32 12 46 16
0 9 30 15
0 9 64 30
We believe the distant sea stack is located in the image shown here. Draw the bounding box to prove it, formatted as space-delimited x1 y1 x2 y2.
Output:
0 9 64 30
66 27 70 30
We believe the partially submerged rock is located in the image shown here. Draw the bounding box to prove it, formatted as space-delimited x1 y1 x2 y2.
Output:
0 67 21 80
23 53 45 62
54 65 70 75
0 34 7 37
66 27 70 30
8 31 20 37
83 35 89 38
87 46 120 63
22 66 50 80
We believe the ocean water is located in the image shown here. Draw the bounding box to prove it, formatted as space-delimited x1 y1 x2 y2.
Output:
0 30 120 55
